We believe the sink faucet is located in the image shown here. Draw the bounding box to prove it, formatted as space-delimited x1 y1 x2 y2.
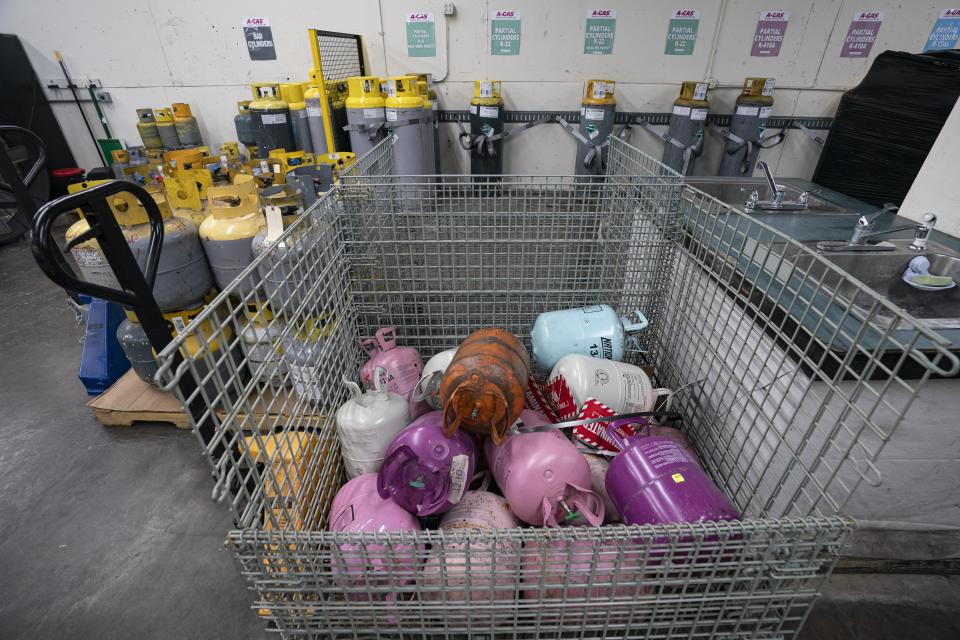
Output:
816 206 937 253
743 162 809 212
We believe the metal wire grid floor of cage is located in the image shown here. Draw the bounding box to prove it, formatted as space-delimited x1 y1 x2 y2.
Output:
155 137 958 638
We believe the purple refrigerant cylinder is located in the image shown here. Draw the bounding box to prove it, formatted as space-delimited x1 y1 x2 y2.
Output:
359 326 424 399
485 429 604 527
421 490 522 602
377 411 477 516
605 436 740 526
328 473 422 597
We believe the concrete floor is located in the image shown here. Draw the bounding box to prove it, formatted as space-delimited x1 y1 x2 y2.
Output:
1 238 958 639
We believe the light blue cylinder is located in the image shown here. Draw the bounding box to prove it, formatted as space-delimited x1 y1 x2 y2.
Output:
531 304 648 373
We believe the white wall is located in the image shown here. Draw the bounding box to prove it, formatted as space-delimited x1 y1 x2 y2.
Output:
899 97 960 238
3 0 950 179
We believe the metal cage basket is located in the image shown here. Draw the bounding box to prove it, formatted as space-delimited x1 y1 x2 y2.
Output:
146 137 957 638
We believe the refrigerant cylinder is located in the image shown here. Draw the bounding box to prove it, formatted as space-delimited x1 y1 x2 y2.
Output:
280 82 311 153
469 80 504 177
303 70 329 157
117 314 159 385
717 77 774 177
234 101 256 148
416 80 436 176
345 76 386 158
576 80 616 180
199 176 266 296
249 83 294 158
417 73 441 173
384 75 426 177
663 81 710 175
171 102 202 147
65 188 212 312
154 107 181 150
110 150 130 179
136 109 163 150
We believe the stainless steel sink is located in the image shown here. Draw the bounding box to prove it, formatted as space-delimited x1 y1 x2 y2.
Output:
767 239 960 330
686 180 862 215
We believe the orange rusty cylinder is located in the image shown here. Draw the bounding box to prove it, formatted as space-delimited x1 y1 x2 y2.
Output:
440 328 530 445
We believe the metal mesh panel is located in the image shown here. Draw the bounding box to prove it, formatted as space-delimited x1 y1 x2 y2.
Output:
154 139 957 638
315 31 363 82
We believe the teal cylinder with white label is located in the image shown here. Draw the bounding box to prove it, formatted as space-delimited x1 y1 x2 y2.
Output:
530 304 648 374
575 80 616 180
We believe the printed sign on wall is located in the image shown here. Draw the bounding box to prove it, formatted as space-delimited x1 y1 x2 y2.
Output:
665 9 701 56
751 10 790 57
840 11 884 58
406 13 437 57
584 9 617 55
491 10 521 55
243 17 276 61
924 8 960 51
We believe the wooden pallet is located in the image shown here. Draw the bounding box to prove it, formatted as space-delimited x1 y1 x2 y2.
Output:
88 369 301 429
88 369 191 428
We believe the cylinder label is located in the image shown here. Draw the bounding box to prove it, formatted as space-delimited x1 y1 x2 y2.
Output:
385 108 399 122
479 105 499 118
672 105 691 117
759 106 773 119
448 455 469 504
690 108 708 121
584 107 606 121
736 105 759 116
261 113 287 124
363 108 382 119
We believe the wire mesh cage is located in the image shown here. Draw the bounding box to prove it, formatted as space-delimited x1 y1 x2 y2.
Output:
155 137 958 638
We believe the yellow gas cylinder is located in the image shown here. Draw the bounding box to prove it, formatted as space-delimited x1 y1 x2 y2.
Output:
344 76 385 158
146 148 164 165
136 109 163 150
576 79 617 179
267 149 314 176
64 186 213 311
155 107 180 150
171 102 202 147
385 75 427 175
163 148 213 224
317 151 356 183
200 175 266 296
303 69 328 156
280 82 312 154
244 432 323 528
249 83 293 159
220 142 242 162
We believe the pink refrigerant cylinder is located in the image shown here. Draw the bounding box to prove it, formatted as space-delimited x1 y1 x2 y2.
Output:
421 490 522 602
583 453 621 523
522 533 647 600
328 473 422 597
359 326 424 399
486 429 604 527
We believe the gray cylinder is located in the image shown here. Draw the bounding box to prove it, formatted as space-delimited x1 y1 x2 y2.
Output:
252 108 295 158
422 100 436 175
239 311 287 387
146 218 213 311
346 106 386 158
305 95 329 157
575 103 616 179
663 107 708 175
117 318 159 385
174 118 202 147
282 323 328 403
291 107 312 154
717 100 771 177
157 122 180 151
234 103 256 147
136 109 163 150
252 226 322 315
385 104 426 176
202 236 260 296
433 104 441 174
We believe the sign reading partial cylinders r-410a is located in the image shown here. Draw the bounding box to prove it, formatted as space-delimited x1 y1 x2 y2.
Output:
243 17 276 61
